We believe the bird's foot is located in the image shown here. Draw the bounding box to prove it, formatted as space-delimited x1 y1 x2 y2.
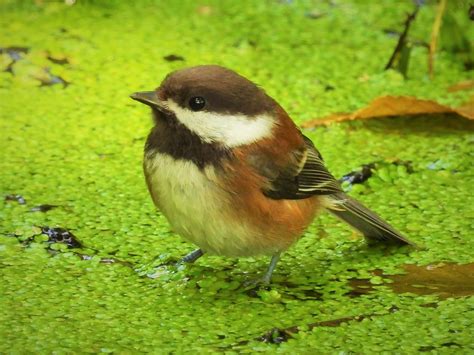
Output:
243 275 272 289
140 249 204 279
243 252 281 289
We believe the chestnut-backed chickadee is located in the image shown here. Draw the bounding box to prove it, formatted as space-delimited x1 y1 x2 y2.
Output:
131 65 414 284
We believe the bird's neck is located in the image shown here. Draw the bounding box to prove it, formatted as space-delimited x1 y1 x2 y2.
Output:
145 112 231 170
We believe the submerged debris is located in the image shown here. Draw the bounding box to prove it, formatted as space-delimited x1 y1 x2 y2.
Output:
39 226 82 248
340 163 376 185
29 204 59 213
46 54 70 65
0 46 70 87
37 68 69 88
163 54 185 62
0 46 29 58
339 160 413 189
4 194 27 205
259 328 292 344
5 227 131 266
349 263 474 299
258 310 395 344
0 46 29 73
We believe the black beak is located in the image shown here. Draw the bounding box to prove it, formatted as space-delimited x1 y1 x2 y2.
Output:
130 91 167 113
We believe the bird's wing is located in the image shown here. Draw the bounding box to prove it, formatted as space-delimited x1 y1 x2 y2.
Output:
246 134 415 245
248 135 343 200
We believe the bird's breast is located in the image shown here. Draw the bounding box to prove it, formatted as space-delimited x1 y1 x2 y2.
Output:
143 151 320 257
144 151 266 256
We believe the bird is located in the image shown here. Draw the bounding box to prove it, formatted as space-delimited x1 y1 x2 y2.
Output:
130 65 415 284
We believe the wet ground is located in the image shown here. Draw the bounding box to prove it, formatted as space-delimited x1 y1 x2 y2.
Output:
1 1 473 352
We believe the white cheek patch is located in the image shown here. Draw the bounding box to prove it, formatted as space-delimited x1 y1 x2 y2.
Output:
165 99 275 147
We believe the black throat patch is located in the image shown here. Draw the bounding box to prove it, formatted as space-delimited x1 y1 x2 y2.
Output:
144 109 231 169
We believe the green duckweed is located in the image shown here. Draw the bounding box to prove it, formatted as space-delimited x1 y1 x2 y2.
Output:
1 0 473 352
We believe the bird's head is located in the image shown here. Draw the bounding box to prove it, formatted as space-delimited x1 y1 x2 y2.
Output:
131 65 278 148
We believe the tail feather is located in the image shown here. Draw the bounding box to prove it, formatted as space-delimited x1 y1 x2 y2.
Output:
326 192 415 246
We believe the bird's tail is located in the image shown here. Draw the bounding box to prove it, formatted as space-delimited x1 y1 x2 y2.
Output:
325 192 415 246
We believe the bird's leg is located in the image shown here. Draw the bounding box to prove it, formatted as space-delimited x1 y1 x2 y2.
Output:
179 249 204 264
261 252 281 284
244 252 282 287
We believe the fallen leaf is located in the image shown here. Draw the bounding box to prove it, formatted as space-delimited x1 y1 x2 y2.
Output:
301 95 474 128
349 263 474 299
391 263 474 298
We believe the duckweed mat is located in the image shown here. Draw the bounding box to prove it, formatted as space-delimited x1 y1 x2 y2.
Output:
1 1 473 353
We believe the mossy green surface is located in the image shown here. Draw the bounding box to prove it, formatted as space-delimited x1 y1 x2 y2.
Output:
1 1 473 353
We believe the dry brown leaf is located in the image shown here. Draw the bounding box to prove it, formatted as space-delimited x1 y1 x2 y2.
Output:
390 263 474 299
349 263 474 299
301 95 474 128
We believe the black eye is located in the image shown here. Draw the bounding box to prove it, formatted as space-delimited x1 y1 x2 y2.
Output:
189 96 206 111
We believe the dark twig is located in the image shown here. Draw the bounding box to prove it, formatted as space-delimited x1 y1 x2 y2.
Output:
384 7 419 71
259 307 400 344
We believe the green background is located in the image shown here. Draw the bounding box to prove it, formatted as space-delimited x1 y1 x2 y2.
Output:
1 0 473 352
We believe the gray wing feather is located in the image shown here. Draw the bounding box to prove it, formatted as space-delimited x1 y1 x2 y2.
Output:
255 135 342 199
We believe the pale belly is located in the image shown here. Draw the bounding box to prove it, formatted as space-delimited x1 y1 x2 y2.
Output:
144 152 283 256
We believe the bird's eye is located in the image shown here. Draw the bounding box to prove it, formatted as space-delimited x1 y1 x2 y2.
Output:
188 96 206 111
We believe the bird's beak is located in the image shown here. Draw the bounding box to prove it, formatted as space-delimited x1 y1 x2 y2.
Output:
130 91 167 113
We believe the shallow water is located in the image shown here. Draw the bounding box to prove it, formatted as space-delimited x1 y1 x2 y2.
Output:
1 1 473 352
